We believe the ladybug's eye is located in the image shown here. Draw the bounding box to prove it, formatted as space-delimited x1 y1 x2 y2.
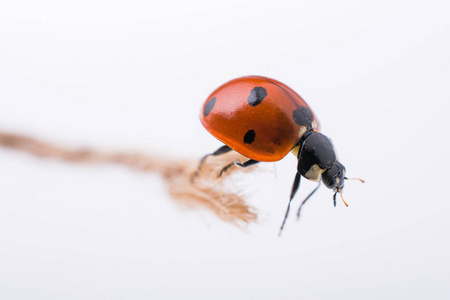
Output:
321 161 345 190
322 168 337 189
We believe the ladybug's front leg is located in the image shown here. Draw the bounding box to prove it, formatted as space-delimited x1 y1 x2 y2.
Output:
218 159 259 177
296 181 321 220
279 172 301 235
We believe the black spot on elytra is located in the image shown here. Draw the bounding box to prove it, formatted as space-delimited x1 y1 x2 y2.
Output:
203 97 216 116
244 129 255 144
293 107 313 127
247 87 267 106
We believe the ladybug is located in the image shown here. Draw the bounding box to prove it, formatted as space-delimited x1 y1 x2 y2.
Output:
196 76 361 233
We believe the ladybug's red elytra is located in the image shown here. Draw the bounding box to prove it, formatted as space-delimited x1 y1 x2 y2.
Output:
196 76 362 233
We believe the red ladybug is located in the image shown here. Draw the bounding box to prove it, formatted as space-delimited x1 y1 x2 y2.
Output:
197 76 360 233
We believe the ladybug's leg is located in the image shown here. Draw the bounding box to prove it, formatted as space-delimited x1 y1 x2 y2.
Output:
296 181 321 220
279 172 301 235
191 145 232 180
199 145 232 166
218 159 259 177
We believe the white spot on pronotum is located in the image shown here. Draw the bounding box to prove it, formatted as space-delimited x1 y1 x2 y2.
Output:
305 164 326 181
298 126 307 138
291 145 300 157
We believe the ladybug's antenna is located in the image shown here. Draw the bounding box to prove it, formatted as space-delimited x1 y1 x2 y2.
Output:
333 189 348 207
333 177 364 207
337 189 348 207
344 177 365 183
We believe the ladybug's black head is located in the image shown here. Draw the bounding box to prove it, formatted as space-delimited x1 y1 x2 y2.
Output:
296 131 363 208
321 160 346 191
297 131 351 206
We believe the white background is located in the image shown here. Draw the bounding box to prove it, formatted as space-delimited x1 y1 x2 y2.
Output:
1 0 449 299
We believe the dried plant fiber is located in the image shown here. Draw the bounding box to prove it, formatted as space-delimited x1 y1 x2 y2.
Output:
0 131 257 224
